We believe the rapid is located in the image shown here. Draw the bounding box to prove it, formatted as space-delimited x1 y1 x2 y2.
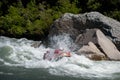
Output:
0 35 120 80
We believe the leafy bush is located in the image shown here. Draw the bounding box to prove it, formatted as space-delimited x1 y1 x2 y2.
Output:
0 0 80 40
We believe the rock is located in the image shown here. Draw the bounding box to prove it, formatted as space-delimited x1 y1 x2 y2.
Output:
77 42 107 60
48 12 120 49
77 29 120 60
49 13 80 39
75 29 98 45
31 41 41 48
48 12 120 60
96 29 120 60
77 42 104 56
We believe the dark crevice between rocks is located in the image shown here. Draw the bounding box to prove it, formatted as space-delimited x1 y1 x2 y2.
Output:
114 41 120 51
95 44 110 60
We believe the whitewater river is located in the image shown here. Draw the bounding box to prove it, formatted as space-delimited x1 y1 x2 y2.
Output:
0 35 120 80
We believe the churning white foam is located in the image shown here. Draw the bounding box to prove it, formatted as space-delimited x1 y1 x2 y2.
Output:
0 36 120 78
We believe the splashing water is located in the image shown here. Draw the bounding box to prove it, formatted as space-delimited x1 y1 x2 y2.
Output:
0 35 120 79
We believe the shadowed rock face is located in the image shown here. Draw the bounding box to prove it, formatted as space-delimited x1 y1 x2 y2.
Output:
49 12 120 49
75 29 98 45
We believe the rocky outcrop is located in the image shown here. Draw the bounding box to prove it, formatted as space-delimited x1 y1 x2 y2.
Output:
48 12 120 49
76 29 120 60
48 12 120 60
96 29 120 60
77 41 107 60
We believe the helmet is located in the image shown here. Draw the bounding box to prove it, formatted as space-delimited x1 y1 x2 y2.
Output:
54 49 59 54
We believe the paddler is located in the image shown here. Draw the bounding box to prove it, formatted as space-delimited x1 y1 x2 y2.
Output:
43 48 71 61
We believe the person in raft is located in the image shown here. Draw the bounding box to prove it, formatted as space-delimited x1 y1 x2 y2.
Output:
43 48 71 61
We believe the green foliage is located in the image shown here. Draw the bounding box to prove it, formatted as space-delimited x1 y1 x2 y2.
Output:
0 6 25 36
87 0 101 10
0 1 54 39
8 25 26 36
54 0 80 14
0 0 81 39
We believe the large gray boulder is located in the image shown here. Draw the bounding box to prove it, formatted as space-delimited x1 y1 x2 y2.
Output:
48 12 120 49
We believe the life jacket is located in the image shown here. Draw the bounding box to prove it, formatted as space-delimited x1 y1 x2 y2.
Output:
54 49 62 54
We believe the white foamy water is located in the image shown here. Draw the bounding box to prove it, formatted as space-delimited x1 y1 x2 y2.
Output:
0 35 120 78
